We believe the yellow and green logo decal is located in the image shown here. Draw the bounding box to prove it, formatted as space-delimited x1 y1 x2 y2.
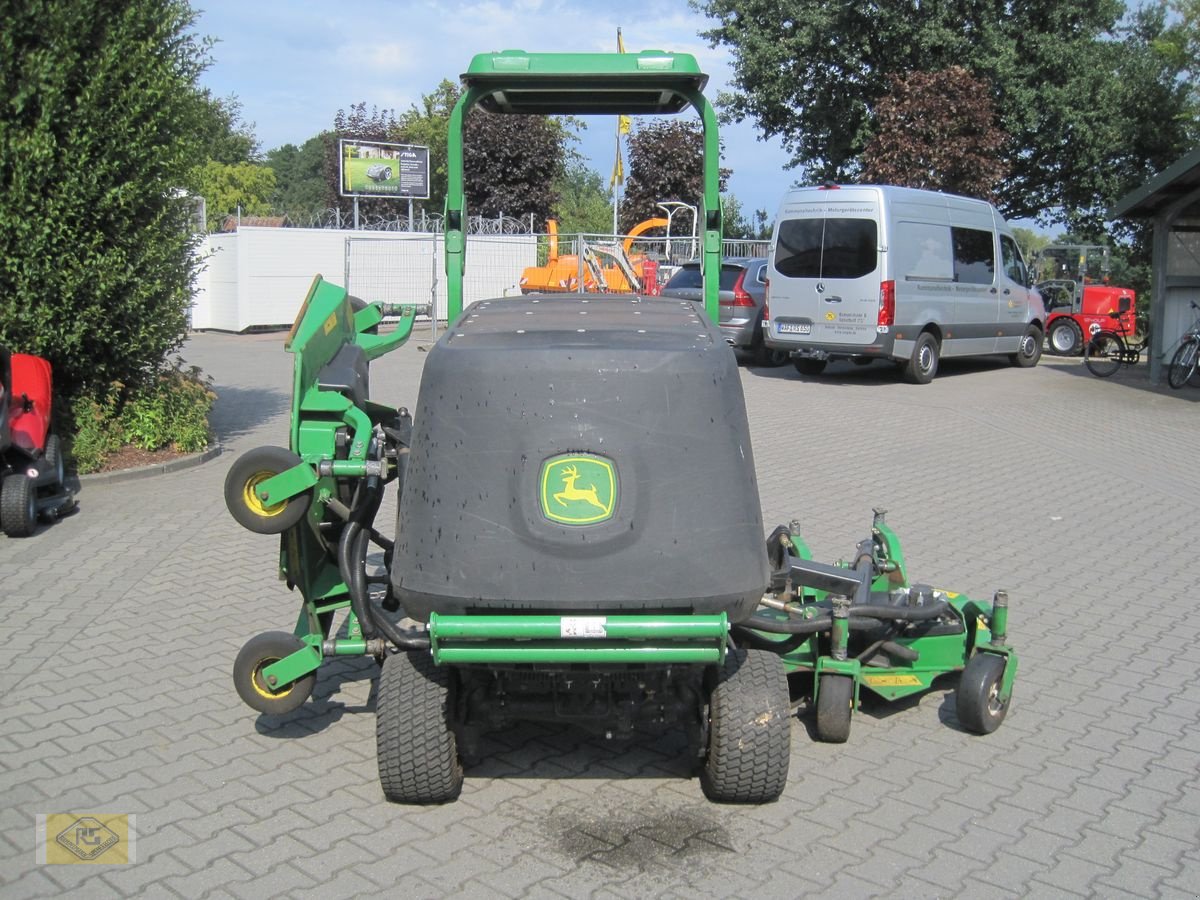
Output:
539 454 617 525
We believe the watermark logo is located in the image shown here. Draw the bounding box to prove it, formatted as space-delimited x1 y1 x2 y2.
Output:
37 814 135 865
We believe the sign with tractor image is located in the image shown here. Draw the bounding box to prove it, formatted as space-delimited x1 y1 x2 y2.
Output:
339 139 430 199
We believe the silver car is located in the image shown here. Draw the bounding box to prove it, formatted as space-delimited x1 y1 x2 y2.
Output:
366 164 393 182
660 257 786 366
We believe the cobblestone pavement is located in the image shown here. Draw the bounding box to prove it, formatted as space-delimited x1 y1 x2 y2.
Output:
2 328 1199 898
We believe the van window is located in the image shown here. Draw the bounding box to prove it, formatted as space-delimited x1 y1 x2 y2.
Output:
952 228 995 285
896 222 953 281
775 218 877 279
1000 235 1026 285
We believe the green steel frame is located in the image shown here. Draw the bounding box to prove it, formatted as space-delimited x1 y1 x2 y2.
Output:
444 50 723 324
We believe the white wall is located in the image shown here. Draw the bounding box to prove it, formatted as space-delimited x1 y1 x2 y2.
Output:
191 226 538 332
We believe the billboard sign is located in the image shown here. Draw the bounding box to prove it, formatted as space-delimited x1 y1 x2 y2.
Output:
339 140 430 199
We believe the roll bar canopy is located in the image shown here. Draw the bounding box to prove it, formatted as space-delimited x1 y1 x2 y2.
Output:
444 50 723 322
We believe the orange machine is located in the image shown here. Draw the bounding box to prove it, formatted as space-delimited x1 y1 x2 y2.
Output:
520 218 668 294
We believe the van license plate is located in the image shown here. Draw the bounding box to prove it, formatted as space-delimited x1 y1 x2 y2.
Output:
778 322 811 335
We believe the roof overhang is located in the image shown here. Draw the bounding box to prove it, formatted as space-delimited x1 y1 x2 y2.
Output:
1109 146 1200 220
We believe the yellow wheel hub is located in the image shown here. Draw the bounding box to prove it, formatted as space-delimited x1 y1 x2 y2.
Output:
251 657 292 699
243 471 288 518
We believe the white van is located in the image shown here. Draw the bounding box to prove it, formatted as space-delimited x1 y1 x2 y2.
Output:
763 185 1045 383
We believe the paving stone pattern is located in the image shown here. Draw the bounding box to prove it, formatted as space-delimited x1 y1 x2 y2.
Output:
2 332 1199 898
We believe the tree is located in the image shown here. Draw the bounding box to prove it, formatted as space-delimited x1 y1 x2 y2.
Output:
619 119 728 233
553 162 612 234
0 0 211 401
860 67 1007 200
265 135 329 222
696 0 1197 230
464 110 564 222
195 93 259 164
721 195 774 240
192 160 277 231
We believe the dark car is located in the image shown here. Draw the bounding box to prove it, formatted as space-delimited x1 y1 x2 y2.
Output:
660 257 787 365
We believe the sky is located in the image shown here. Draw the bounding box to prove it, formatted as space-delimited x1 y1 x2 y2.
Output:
191 0 800 223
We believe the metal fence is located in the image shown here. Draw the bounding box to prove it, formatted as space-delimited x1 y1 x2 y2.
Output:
342 231 771 330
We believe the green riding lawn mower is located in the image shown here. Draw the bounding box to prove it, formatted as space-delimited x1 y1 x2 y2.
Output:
224 51 1017 804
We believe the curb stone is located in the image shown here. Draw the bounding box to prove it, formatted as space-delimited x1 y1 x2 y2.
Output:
75 443 223 486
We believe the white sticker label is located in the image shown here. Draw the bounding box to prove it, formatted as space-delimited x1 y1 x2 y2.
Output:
560 616 608 638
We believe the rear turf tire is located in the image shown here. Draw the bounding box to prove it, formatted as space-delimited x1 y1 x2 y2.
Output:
377 650 463 804
42 433 64 488
701 648 791 803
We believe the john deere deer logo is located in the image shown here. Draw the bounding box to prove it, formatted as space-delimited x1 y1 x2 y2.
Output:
539 454 617 525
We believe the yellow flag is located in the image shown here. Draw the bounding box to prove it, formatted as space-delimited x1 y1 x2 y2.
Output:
617 28 631 135
610 152 624 188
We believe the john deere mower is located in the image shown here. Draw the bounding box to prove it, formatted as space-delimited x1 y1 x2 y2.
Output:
0 344 74 537
225 50 1017 804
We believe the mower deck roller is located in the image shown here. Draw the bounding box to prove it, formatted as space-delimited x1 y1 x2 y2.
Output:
225 48 1017 806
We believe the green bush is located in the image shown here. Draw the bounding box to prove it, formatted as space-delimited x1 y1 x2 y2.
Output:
69 359 216 473
69 385 123 475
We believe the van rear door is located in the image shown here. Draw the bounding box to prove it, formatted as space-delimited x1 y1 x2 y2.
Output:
769 192 881 349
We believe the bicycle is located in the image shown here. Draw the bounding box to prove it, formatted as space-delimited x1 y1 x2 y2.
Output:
1084 296 1147 377
1167 301 1200 389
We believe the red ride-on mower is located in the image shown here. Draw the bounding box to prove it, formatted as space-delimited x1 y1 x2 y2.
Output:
0 344 75 536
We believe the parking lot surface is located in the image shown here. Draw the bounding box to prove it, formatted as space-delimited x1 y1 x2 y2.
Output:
2 331 1199 898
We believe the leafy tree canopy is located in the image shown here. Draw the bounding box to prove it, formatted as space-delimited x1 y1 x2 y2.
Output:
696 0 1197 232
192 160 276 231
0 0 212 401
264 134 329 221
552 161 613 234
860 66 1007 201
618 119 728 233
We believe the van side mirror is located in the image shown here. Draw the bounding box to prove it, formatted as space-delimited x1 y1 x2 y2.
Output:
1118 296 1131 314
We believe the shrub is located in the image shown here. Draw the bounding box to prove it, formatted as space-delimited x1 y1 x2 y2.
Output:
69 359 216 473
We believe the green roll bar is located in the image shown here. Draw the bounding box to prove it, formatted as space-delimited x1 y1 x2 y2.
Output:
444 50 723 324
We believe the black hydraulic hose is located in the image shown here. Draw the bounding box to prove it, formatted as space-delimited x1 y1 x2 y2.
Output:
339 474 384 640
338 472 431 651
844 601 950 622
740 598 949 636
731 626 812 654
741 612 890 635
